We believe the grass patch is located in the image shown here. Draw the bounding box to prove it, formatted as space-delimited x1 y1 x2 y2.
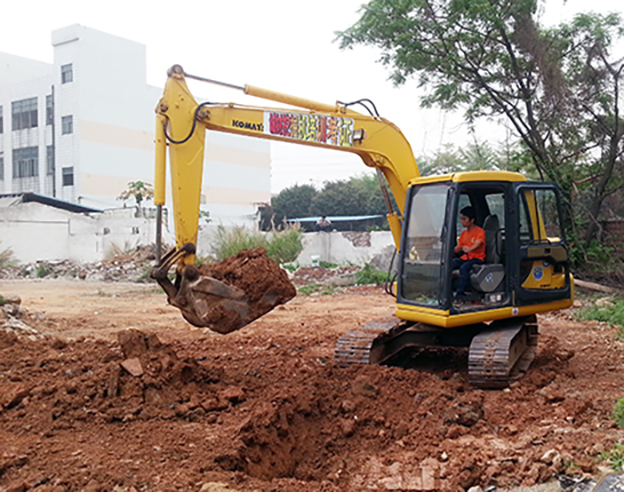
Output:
576 297 624 340
212 225 303 264
355 264 387 286
599 442 624 471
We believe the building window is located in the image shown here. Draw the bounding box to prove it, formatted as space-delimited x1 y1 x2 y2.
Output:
11 97 38 130
61 115 73 134
0 106 3 134
0 154 4 181
61 64 73 84
13 147 39 178
46 146 55 175
46 95 54 125
62 166 74 186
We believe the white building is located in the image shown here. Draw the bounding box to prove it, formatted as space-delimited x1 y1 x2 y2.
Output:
0 24 271 226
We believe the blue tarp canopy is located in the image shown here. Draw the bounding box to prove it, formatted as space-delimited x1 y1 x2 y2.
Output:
287 215 384 223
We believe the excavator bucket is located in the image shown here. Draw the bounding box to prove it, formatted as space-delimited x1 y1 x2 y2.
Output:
152 247 296 334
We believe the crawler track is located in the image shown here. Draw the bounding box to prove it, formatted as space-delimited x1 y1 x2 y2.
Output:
468 315 538 388
335 314 538 389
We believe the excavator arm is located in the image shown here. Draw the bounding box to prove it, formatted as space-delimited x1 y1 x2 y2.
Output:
154 65 419 260
151 65 419 333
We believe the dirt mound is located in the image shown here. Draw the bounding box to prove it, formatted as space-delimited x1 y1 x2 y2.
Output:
175 247 296 334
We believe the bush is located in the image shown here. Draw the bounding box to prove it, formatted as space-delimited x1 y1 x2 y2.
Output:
355 264 387 286
212 225 303 264
265 227 304 265
212 225 268 260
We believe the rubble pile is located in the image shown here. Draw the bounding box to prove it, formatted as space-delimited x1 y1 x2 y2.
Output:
0 245 156 282
0 295 46 342
291 265 361 286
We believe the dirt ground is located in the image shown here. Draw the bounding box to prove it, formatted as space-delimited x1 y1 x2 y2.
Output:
1 278 623 492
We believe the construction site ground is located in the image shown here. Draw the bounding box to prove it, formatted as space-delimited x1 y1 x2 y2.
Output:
1 275 623 492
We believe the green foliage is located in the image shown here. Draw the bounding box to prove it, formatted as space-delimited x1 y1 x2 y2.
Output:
569 237 616 270
271 184 317 221
337 0 624 255
599 442 624 471
213 225 269 260
614 399 624 428
576 298 624 340
268 174 393 230
355 264 387 286
36 264 50 278
265 227 304 265
117 180 154 206
212 225 303 264
0 295 5 306
417 141 519 176
310 176 384 217
199 210 211 224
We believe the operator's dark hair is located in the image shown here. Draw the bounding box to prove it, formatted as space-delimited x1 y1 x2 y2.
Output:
460 206 476 221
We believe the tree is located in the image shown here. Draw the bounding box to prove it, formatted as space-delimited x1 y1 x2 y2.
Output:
269 184 318 228
337 0 624 253
117 181 154 207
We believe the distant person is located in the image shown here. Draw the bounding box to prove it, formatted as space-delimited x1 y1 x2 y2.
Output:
316 215 332 232
453 206 485 301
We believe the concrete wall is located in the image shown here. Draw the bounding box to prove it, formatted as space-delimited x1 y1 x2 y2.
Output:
295 231 395 267
0 203 173 264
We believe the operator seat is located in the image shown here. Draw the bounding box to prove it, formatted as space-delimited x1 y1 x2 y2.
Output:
470 214 505 293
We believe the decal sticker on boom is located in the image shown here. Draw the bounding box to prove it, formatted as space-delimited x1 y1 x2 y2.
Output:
264 112 354 147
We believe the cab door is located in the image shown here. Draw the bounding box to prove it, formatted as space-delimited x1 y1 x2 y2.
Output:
512 183 572 305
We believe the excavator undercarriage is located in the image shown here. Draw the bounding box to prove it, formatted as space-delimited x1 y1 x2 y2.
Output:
335 314 539 389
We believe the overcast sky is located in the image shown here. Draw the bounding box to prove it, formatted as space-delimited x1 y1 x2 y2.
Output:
2 0 622 192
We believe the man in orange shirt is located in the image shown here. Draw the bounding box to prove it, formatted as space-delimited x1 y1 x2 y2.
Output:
452 206 486 300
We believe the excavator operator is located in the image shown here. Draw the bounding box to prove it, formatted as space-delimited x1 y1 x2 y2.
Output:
453 206 486 301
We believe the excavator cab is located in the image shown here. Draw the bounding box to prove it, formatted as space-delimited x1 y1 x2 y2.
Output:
335 173 573 387
396 174 573 326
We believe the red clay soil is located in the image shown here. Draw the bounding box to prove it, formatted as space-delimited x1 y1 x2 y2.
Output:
0 281 623 492
177 248 297 334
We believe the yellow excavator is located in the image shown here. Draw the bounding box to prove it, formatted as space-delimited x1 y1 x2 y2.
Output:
151 65 573 388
